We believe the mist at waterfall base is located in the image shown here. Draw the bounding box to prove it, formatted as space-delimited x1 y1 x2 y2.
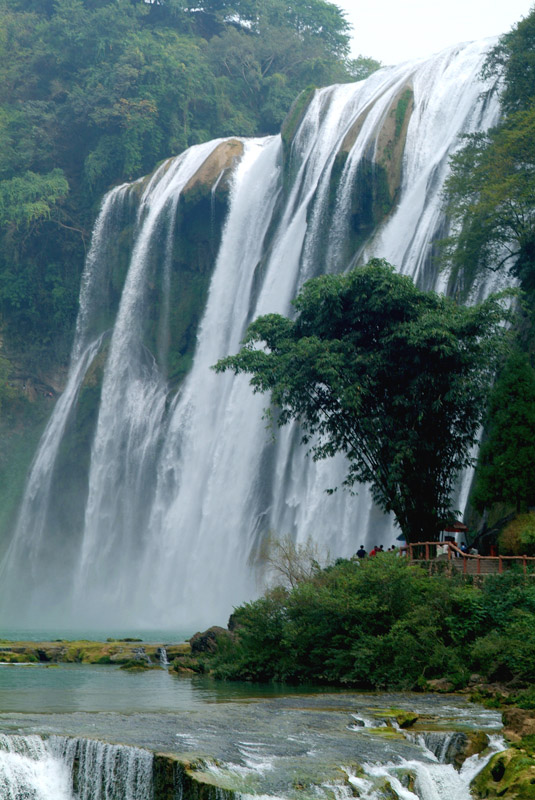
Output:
0 38 510 633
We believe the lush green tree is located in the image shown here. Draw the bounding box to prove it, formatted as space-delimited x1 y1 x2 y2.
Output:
347 55 382 82
215 260 510 543
473 351 535 513
482 7 535 114
0 169 68 229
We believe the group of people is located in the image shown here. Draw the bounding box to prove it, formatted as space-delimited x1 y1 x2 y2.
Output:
354 544 398 559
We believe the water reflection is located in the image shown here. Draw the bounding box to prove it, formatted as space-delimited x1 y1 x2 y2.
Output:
0 663 355 714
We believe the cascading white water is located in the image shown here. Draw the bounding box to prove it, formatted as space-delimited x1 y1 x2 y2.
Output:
0 727 504 800
0 39 505 630
0 734 73 800
0 734 153 800
51 737 153 800
74 143 227 599
347 734 506 800
0 184 131 610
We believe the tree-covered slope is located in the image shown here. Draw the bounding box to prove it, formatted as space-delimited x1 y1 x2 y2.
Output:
0 0 373 374
444 9 535 540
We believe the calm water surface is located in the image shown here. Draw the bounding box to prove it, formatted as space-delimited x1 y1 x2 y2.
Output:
0 663 330 713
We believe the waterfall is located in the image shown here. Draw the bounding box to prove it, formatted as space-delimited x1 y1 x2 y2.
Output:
0 734 73 800
51 737 153 800
0 734 153 800
0 727 506 800
0 39 504 630
0 184 131 612
409 732 470 765
347 734 506 800
158 647 169 668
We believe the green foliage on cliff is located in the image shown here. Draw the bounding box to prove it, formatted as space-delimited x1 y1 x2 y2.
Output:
443 9 535 530
208 557 535 689
215 260 511 543
444 8 535 298
473 352 535 513
444 109 535 291
0 0 372 370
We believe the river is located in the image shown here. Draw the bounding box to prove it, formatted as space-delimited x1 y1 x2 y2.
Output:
0 662 505 799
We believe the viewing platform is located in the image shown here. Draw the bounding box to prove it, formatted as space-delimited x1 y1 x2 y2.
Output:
401 541 535 575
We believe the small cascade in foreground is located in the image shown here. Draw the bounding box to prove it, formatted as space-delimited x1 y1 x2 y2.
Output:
0 38 508 630
0 734 153 800
0 734 73 800
0 724 507 800
346 734 506 800
51 737 153 800
409 731 468 764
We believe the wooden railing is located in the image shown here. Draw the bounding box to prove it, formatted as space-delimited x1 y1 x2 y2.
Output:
400 541 535 575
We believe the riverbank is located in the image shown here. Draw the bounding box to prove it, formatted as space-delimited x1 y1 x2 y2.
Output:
0 638 189 665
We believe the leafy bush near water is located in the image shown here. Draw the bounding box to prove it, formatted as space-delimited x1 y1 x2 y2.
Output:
208 557 535 689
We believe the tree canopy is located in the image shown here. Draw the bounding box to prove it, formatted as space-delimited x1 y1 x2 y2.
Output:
0 0 378 369
215 260 510 544
201 555 535 691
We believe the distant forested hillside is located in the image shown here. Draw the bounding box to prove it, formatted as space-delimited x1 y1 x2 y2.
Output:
0 0 374 374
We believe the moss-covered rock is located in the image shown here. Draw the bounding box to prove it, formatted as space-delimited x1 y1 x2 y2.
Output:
374 708 419 729
119 660 160 672
281 87 316 154
190 626 233 655
153 754 238 800
375 86 413 200
0 639 187 665
459 731 491 766
471 747 535 798
144 140 241 388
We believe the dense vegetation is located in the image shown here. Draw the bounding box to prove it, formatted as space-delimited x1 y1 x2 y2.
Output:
201 555 535 694
216 260 511 543
0 0 374 374
473 351 535 515
444 9 535 297
443 9 535 538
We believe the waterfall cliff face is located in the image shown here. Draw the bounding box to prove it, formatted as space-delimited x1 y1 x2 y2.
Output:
0 40 504 630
